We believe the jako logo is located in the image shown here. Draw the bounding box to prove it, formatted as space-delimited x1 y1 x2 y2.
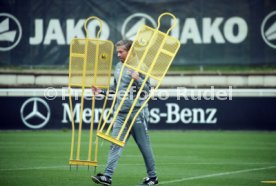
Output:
121 13 157 40
0 13 22 51
122 13 247 44
261 11 276 49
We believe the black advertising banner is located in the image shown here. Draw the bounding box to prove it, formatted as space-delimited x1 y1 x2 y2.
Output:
0 96 275 130
0 0 276 66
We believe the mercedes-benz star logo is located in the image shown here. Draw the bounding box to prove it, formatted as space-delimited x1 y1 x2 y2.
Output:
121 13 156 40
0 13 22 51
261 11 276 49
20 98 50 129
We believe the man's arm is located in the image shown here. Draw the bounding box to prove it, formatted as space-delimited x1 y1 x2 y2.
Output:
92 76 117 96
131 71 151 93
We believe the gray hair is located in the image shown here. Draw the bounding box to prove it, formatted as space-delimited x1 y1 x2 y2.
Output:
115 40 133 51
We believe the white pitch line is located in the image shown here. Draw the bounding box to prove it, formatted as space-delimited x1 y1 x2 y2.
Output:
159 166 276 185
118 162 276 166
1 163 276 172
1 163 276 171
0 165 68 171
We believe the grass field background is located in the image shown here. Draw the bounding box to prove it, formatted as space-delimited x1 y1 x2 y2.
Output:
0 130 275 186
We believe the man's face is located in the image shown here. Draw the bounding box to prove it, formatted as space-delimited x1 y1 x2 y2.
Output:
116 46 128 63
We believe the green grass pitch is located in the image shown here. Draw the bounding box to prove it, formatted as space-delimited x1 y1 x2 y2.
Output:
0 130 275 186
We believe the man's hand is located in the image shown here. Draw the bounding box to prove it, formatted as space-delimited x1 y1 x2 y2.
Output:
131 71 140 81
92 86 102 95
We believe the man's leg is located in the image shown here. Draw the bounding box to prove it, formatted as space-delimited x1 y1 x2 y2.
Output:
104 143 123 178
104 114 129 178
92 114 129 185
131 110 157 178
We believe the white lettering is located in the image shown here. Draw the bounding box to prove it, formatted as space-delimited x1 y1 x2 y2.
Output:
224 17 247 43
62 103 80 123
83 108 91 123
171 18 180 39
180 108 192 123
149 105 218 125
94 108 101 123
150 108 160 123
203 17 225 44
166 103 180 123
86 20 110 40
66 19 85 44
62 103 111 124
192 108 205 123
205 108 217 123
44 19 65 45
30 19 43 45
173 17 248 44
181 18 202 44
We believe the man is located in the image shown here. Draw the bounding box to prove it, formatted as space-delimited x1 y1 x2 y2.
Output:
91 40 158 186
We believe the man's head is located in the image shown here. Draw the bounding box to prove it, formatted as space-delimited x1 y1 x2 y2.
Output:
115 40 132 63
